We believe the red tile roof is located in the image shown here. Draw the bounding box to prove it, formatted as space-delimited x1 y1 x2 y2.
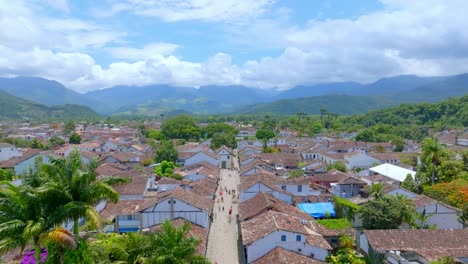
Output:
252 247 326 264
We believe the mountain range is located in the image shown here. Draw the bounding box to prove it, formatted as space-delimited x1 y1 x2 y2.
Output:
0 73 467 117
0 90 99 120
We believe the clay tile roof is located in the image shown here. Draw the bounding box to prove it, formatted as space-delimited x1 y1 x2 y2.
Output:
311 169 350 183
99 199 147 222
141 188 214 212
335 175 367 186
411 194 438 208
252 247 326 264
240 211 331 250
0 148 41 168
157 177 182 184
148 218 208 255
367 152 399 161
239 192 313 221
110 152 140 162
188 178 217 197
112 175 149 196
364 229 468 261
239 172 287 193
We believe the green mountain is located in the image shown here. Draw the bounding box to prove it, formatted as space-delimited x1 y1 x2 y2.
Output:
0 77 107 113
237 94 396 115
0 90 99 120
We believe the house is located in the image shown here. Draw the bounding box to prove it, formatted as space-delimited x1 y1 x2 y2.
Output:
359 229 468 264
257 153 302 170
310 169 350 188
239 172 294 204
185 178 217 199
238 192 313 222
319 153 344 165
0 149 50 175
368 163 416 183
216 146 232 169
331 175 367 198
252 247 326 264
240 210 332 263
179 151 219 167
113 174 150 200
410 194 463 229
139 188 213 229
100 199 147 233
155 177 183 193
344 152 381 170
0 143 22 162
367 153 400 165
102 152 141 165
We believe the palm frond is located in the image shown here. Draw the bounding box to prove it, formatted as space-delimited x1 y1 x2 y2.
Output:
47 227 77 249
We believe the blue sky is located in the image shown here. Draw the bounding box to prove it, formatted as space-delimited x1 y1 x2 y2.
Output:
0 0 467 92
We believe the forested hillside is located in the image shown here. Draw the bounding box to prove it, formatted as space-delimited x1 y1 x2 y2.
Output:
0 90 99 120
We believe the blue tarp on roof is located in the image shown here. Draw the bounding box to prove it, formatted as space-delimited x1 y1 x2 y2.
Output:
298 202 336 219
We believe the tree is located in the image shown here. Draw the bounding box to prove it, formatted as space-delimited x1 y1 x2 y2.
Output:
155 140 178 163
161 115 200 141
0 167 13 181
154 161 182 180
0 182 68 262
144 220 211 264
49 136 66 148
411 208 436 229
430 256 457 264
333 161 347 172
367 183 384 199
210 132 237 150
42 150 122 236
458 203 468 228
359 194 416 230
401 173 420 193
326 248 366 264
202 123 238 138
255 129 275 149
62 121 75 135
69 133 81 144
420 138 445 185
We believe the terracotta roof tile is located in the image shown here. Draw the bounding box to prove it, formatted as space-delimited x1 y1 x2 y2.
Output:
239 192 313 221
252 247 326 264
141 188 214 212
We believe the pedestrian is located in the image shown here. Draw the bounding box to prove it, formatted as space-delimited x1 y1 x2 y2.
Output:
229 207 232 215
221 196 224 202
222 206 224 212
218 205 220 212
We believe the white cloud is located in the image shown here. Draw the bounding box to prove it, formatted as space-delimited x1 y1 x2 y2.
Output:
107 43 180 60
1 0 468 93
43 0 70 13
102 0 276 22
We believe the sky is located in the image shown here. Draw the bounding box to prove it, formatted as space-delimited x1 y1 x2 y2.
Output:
1 0 468 93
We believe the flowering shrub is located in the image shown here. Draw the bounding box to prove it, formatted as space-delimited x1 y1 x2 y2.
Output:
20 249 47 264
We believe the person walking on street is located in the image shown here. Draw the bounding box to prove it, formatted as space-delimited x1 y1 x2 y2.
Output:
222 206 224 212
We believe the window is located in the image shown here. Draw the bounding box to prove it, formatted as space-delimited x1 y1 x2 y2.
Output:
281 235 286 242
297 185 303 192
296 235 301 241
281 185 286 190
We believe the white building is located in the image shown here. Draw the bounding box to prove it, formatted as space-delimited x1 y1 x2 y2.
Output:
241 211 331 263
0 143 22 162
216 146 232 169
368 163 416 183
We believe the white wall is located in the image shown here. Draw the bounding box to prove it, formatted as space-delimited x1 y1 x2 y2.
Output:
14 154 50 175
245 230 329 263
141 197 210 228
345 153 379 170
418 203 463 229
185 152 218 167
240 183 293 204
0 146 22 162
278 184 310 196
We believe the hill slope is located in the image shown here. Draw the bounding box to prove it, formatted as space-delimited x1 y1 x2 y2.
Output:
274 82 364 100
0 77 105 112
0 90 99 120
238 94 396 115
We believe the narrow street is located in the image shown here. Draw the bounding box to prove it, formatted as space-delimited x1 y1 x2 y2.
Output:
206 153 241 264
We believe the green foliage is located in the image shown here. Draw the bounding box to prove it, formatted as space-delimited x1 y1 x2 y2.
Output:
0 168 14 181
359 194 416 230
142 158 153 166
68 133 81 144
155 140 179 163
147 129 164 140
63 121 76 135
202 123 238 138
46 239 93 264
326 248 366 264
333 196 360 221
0 90 99 121
154 161 182 180
161 115 200 141
317 218 352 230
401 174 420 193
0 137 48 150
210 132 237 150
255 129 275 149
48 136 66 148
333 161 347 172
89 220 210 264
287 169 304 179
430 256 457 264
458 203 468 227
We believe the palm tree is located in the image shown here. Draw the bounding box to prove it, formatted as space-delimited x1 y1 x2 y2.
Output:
367 183 384 199
338 234 354 249
0 182 67 262
146 220 210 264
42 150 122 236
421 138 445 185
